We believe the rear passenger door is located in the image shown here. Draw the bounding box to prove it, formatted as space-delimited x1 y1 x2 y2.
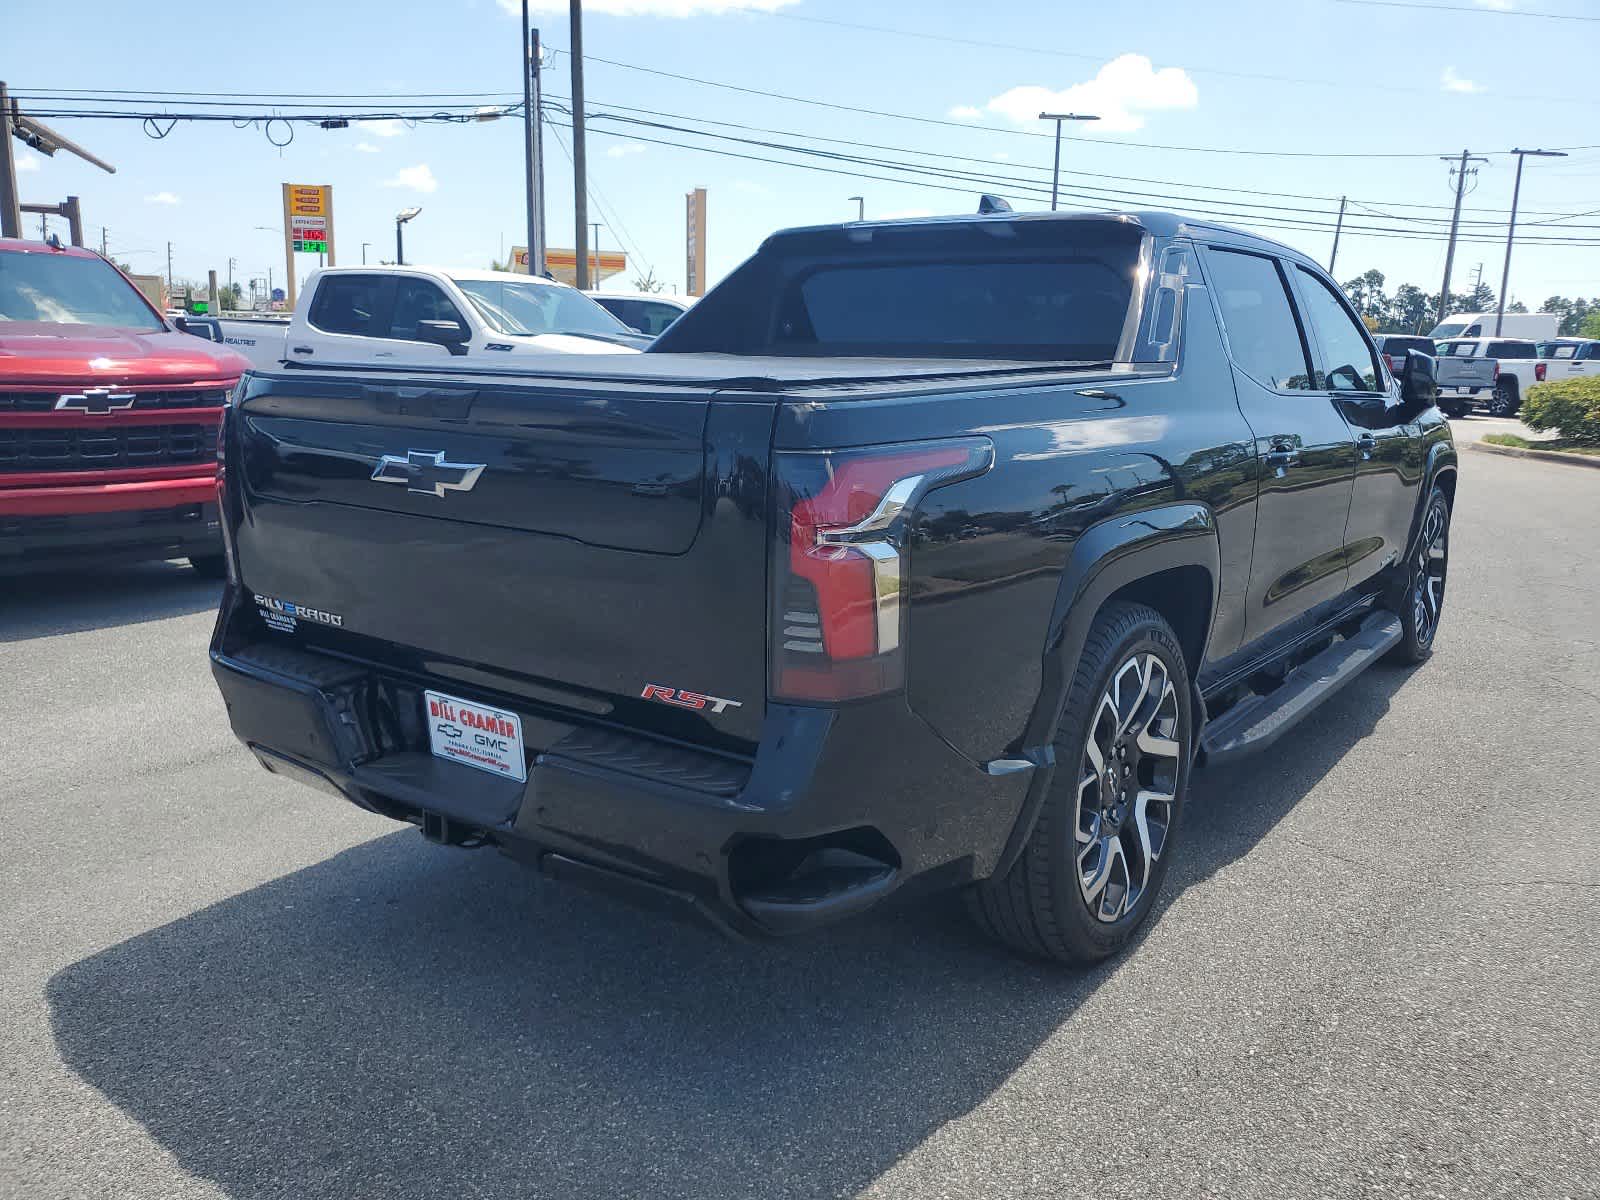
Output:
1201 246 1358 645
297 273 395 364
1289 264 1422 590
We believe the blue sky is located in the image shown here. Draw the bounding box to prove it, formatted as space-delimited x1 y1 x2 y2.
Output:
9 0 1600 307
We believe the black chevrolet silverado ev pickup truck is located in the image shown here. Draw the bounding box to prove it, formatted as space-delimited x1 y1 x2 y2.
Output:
209 210 1455 964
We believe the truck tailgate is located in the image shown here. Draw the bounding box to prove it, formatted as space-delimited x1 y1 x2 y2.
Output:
228 370 775 750
1434 356 1496 390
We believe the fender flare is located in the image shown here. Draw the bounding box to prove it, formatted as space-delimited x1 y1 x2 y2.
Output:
1406 439 1459 558
991 501 1220 878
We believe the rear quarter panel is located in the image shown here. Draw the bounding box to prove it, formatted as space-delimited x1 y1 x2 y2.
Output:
774 284 1259 764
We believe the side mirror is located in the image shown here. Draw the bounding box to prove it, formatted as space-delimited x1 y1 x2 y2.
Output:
1400 350 1438 410
416 319 470 356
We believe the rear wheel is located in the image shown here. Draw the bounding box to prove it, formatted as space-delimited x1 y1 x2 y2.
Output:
968 603 1191 964
1488 380 1520 417
1440 400 1470 419
1388 488 1450 665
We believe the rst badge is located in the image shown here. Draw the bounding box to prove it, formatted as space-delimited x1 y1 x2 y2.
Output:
640 684 743 714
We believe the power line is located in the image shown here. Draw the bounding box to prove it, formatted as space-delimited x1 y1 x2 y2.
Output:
552 50 1481 159
1337 0 1600 20
761 11 1592 107
543 118 655 278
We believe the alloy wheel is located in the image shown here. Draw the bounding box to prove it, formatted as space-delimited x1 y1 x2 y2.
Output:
1413 501 1449 648
1074 653 1182 923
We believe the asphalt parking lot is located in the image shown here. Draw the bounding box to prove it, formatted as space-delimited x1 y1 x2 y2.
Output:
1 437 1596 1200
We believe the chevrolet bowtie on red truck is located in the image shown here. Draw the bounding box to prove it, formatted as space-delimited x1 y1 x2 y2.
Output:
1 239 248 575
210 210 1456 963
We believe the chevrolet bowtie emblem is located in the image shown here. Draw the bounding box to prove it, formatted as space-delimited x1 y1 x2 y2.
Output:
56 388 137 415
370 450 486 498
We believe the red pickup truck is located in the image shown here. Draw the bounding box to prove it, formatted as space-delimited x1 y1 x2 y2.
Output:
1 238 249 576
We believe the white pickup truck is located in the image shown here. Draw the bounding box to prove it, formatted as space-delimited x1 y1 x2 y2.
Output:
1434 336 1546 417
1538 337 1600 383
186 266 645 372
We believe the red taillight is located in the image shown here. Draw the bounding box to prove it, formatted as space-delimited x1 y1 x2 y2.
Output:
1383 352 1396 374
772 438 992 702
1536 362 1547 382
1493 362 1500 382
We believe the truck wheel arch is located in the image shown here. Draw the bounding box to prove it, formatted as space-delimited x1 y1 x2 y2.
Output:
990 503 1220 879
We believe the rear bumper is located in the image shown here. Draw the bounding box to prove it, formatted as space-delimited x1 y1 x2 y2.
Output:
210 618 1032 938
0 496 220 574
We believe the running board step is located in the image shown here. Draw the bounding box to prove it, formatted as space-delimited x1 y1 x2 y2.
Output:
1200 611 1402 767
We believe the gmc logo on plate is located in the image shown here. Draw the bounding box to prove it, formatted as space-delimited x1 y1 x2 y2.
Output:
641 684 743 714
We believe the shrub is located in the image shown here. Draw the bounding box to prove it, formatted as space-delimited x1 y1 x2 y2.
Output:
1521 376 1600 445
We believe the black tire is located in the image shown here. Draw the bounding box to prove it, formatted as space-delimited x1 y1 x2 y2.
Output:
1387 488 1450 665
1488 379 1520 417
187 553 228 580
1440 400 1470 419
968 602 1193 964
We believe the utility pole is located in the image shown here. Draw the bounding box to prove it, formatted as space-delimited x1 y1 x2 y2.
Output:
167 241 174 293
100 226 107 256
590 221 602 286
1496 147 1568 335
531 27 547 275
0 82 21 239
570 0 590 289
521 5 547 278
1436 149 1488 330
1328 196 1347 274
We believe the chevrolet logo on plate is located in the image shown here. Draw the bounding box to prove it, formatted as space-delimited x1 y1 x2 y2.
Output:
56 389 137 415
370 449 486 498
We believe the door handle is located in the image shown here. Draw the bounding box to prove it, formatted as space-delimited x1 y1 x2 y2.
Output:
1356 433 1377 459
290 346 313 355
1264 441 1299 466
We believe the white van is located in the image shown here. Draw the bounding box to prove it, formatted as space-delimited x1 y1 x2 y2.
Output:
1428 311 1559 341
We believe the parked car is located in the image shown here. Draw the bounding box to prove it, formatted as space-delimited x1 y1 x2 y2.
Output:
1537 337 1600 382
0 238 248 575
584 290 694 337
1435 337 1544 415
1371 333 1441 390
1428 311 1559 341
208 209 1455 964
194 267 647 372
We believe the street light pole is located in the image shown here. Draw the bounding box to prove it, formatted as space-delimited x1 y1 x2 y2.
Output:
395 206 421 266
1496 148 1567 336
848 195 864 221
590 221 602 286
1038 112 1100 211
361 242 371 265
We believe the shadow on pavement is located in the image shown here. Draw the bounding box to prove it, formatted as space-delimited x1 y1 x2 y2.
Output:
0 560 219 643
46 665 1413 1200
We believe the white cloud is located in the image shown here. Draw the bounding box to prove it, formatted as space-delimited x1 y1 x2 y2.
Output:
144 191 181 206
15 152 40 173
382 164 438 193
355 141 381 154
976 54 1198 135
359 118 407 138
606 142 647 158
1441 66 1481 94
947 105 984 122
502 0 794 14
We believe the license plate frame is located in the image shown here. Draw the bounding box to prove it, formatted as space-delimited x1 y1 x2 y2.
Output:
423 689 527 783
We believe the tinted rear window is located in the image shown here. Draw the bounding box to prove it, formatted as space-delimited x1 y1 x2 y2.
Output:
1487 340 1537 359
775 257 1133 360
1380 336 1434 356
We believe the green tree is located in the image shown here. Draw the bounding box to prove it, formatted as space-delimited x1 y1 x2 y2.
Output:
1582 310 1600 340
1341 269 1388 321
1390 284 1432 333
631 268 665 294
1507 299 1529 314
1468 282 1497 312
217 283 244 311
